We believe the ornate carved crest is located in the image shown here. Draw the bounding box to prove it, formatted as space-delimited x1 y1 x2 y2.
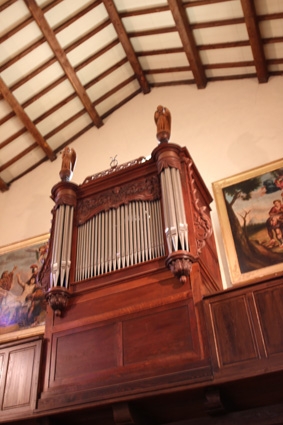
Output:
76 175 161 225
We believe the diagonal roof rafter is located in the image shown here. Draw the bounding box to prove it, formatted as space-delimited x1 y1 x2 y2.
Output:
23 0 103 128
167 0 207 89
240 0 269 83
0 77 56 161
102 0 150 94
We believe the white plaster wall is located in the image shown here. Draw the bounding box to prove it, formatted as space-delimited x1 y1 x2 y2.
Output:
1 77 283 288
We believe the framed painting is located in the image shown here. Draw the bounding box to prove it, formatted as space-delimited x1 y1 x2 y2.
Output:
0 233 49 343
213 159 283 285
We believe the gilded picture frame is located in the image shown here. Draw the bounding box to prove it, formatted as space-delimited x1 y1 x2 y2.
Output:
0 233 49 343
213 159 283 285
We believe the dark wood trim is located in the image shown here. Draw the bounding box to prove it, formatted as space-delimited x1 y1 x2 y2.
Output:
240 0 269 83
0 176 9 192
24 0 103 128
102 0 150 94
0 142 38 172
168 0 207 89
0 77 56 160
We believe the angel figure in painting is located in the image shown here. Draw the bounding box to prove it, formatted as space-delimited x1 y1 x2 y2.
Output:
154 105 171 143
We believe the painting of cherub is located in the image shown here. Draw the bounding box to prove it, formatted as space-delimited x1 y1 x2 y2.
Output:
0 234 49 338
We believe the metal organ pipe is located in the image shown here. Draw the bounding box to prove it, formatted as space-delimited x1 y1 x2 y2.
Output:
50 204 74 289
75 200 164 281
160 166 189 254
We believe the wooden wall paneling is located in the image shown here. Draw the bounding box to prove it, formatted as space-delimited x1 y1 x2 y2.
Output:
49 321 122 386
252 280 283 357
0 337 42 422
204 292 260 372
204 279 283 381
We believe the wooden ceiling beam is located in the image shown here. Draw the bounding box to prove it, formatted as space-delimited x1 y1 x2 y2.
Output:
167 0 207 89
0 176 9 192
240 0 269 83
0 77 56 161
102 0 150 94
24 0 103 128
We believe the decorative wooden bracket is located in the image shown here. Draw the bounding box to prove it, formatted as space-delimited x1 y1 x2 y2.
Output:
46 287 71 317
165 251 196 285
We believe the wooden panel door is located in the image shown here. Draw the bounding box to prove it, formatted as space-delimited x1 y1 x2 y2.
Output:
0 337 42 421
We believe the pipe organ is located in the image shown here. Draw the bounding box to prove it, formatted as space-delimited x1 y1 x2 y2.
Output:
44 106 221 316
3 107 283 425
38 105 222 419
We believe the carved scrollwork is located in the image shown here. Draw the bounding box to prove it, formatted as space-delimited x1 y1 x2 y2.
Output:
187 160 212 254
194 207 213 254
76 175 161 225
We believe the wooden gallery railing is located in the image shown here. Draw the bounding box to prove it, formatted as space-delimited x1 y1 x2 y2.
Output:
44 106 219 316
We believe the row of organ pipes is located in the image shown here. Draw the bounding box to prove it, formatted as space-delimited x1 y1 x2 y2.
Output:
75 200 165 281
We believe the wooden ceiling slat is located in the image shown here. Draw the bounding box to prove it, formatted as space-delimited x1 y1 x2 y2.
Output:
0 3 108 72
44 110 88 140
128 27 176 38
0 177 9 192
0 0 18 12
75 38 120 72
53 0 103 34
102 0 150 94
93 75 137 106
64 19 111 54
33 93 77 125
137 47 184 56
44 74 137 140
119 5 169 18
0 111 15 125
29 58 129 126
259 12 283 21
184 0 232 6
8 57 57 93
0 77 56 161
144 60 255 75
199 40 250 50
23 39 121 108
0 0 63 43
240 0 269 83
1 0 282 191
0 143 37 173
101 88 141 120
168 0 207 89
5 22 113 94
264 37 283 44
0 128 27 149
0 38 45 72
85 58 129 89
24 0 103 128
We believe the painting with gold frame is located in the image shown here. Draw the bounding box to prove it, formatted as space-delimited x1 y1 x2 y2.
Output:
213 159 283 286
0 233 49 343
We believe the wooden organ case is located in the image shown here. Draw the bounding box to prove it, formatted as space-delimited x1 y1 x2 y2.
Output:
37 105 222 416
2 107 283 425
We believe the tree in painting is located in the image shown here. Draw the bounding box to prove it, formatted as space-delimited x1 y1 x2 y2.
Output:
224 173 283 273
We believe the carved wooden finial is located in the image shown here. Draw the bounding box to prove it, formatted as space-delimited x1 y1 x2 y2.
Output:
59 146 77 182
154 105 171 143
